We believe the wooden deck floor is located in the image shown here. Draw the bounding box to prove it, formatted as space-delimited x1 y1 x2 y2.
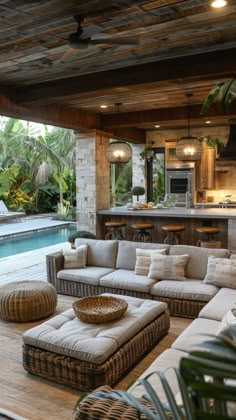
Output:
0 245 191 420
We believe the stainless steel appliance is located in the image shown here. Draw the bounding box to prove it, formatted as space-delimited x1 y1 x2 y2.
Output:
165 168 195 206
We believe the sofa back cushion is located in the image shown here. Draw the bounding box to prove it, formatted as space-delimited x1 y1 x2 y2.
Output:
169 245 230 280
74 238 118 268
116 240 169 271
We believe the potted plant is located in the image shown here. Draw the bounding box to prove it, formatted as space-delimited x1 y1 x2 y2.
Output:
131 186 145 201
201 77 236 114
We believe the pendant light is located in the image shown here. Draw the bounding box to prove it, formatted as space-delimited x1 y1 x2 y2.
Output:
176 93 203 162
105 103 132 163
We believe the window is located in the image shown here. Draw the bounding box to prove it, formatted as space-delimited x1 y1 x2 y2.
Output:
147 147 165 202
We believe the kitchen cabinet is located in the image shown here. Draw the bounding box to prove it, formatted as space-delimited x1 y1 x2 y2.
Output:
197 142 216 189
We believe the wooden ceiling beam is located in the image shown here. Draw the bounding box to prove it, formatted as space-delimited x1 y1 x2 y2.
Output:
111 127 145 144
0 94 100 130
101 103 236 128
13 48 236 105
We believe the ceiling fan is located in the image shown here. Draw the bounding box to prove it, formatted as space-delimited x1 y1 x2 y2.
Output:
60 15 140 61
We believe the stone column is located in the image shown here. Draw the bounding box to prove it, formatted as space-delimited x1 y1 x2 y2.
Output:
132 144 146 203
75 130 110 236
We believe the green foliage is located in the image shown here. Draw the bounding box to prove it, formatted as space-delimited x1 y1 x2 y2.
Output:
68 230 95 244
140 145 155 160
204 135 224 148
80 334 236 419
201 78 236 114
0 118 76 213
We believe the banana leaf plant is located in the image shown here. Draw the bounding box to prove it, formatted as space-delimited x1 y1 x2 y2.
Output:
75 335 236 419
201 77 236 114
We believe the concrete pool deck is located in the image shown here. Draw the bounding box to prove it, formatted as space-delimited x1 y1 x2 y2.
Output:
0 215 76 238
0 216 74 285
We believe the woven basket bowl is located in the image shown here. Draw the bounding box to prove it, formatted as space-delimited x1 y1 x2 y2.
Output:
72 295 128 324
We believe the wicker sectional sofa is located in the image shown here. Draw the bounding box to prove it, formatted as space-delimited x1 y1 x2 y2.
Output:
47 238 230 318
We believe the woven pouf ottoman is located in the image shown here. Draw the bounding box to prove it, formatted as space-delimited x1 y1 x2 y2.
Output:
0 281 57 322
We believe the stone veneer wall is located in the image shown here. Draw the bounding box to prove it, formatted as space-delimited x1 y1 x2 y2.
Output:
75 130 110 236
132 144 146 203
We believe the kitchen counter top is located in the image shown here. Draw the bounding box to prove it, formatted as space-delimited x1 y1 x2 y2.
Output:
97 206 236 219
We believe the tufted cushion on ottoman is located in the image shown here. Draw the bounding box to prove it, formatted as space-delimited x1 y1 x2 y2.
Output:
0 281 57 322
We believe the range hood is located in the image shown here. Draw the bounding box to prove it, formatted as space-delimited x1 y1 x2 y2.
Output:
219 120 236 160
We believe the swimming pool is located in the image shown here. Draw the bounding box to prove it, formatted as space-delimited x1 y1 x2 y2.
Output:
0 225 76 258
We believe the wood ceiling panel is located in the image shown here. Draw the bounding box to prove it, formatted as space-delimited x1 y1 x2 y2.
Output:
0 0 235 131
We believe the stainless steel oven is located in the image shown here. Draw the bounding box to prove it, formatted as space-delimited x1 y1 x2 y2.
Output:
165 169 195 206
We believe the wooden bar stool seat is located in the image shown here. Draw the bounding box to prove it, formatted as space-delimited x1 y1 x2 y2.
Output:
105 221 126 240
196 226 220 247
162 224 185 245
132 223 154 242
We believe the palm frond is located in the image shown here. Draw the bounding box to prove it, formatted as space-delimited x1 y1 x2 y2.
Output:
201 82 225 114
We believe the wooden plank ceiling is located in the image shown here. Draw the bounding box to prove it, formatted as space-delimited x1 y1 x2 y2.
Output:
0 0 236 142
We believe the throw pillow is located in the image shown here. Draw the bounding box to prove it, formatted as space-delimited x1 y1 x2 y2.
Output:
217 308 236 346
148 254 189 281
134 248 167 276
63 244 88 269
203 256 236 289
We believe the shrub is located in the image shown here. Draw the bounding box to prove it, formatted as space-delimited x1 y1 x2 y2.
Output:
68 230 96 244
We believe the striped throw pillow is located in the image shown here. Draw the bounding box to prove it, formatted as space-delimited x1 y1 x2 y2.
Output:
134 248 167 276
63 244 88 269
148 254 189 281
203 256 236 289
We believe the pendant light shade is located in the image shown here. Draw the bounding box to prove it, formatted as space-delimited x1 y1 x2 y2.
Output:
176 94 203 162
105 139 132 163
105 103 132 163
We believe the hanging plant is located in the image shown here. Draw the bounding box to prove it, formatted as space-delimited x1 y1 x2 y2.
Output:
139 145 154 161
201 77 236 114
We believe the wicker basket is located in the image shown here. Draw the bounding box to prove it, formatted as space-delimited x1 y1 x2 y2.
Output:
72 295 128 324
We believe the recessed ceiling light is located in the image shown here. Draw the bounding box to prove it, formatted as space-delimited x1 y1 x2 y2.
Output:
100 105 107 109
155 125 160 128
211 0 227 8
205 120 211 124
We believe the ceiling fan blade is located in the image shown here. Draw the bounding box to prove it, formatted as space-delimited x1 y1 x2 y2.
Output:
59 47 77 62
90 35 140 45
81 24 104 38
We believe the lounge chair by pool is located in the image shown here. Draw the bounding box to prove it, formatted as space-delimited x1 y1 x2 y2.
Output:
0 200 25 223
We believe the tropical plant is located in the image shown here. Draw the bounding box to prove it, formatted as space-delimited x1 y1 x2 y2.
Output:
131 186 145 201
75 334 236 419
201 77 236 114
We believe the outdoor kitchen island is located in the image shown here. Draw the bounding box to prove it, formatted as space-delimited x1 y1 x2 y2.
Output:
97 207 236 251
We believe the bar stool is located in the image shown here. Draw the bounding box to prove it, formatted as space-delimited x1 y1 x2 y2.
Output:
105 221 126 240
196 226 221 248
132 223 154 242
162 224 185 245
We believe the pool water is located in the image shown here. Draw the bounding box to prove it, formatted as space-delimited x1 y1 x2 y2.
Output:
0 226 76 258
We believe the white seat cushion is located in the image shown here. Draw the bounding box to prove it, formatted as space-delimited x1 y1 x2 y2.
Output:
129 348 186 403
100 269 157 293
171 318 220 353
151 279 218 302
199 288 236 321
57 267 115 286
22 294 167 365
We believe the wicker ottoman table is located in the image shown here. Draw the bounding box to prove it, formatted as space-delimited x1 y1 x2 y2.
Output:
0 281 57 322
22 294 170 391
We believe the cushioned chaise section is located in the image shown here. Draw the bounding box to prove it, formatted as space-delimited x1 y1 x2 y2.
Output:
75 238 118 268
151 279 218 302
198 287 236 321
171 318 220 353
23 294 167 365
116 241 169 270
57 267 115 286
100 269 157 293
130 348 186 403
169 245 230 280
